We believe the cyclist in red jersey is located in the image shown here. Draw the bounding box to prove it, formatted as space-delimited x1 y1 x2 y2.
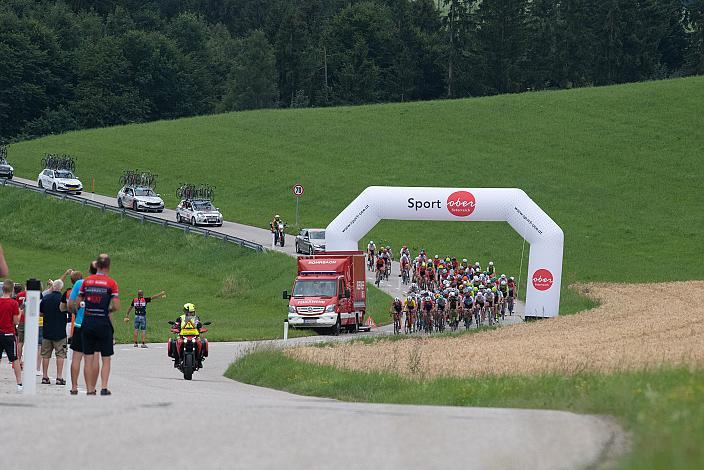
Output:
79 254 120 396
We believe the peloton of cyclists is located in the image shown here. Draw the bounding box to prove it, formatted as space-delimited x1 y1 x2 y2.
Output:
389 249 518 334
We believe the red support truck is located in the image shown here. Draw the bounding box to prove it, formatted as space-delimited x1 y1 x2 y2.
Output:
283 251 367 335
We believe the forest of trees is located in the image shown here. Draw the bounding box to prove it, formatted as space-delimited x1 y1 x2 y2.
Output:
1 0 703 142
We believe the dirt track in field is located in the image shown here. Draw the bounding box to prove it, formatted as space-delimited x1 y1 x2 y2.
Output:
287 281 704 378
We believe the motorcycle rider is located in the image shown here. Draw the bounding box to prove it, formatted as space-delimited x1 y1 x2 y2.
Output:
269 214 285 245
172 303 203 367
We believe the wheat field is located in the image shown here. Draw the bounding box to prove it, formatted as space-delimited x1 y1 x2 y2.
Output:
287 281 704 378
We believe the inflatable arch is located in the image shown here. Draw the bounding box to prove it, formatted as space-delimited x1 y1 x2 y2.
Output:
325 187 563 318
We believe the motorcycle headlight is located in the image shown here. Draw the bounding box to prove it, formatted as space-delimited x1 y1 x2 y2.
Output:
325 305 335 313
288 306 296 314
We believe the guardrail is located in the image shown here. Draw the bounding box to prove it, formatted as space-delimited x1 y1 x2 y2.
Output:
1 178 264 252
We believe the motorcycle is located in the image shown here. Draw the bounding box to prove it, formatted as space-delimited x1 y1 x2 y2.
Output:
274 222 286 247
167 320 211 380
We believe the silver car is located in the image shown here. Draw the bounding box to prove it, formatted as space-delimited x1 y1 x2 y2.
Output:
117 186 164 212
176 199 223 226
295 229 326 254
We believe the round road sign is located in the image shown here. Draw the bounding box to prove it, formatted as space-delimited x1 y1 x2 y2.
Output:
292 184 305 197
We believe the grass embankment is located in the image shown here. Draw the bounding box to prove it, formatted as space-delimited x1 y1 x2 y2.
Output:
227 350 704 469
8 77 704 313
0 186 391 341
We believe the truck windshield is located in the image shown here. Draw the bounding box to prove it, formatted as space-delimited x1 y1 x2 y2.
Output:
293 279 337 298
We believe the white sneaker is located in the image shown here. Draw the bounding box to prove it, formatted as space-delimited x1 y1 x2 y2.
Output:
16 384 23 392
35 370 42 376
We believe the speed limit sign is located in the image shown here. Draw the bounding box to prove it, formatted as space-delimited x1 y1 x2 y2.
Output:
292 184 305 197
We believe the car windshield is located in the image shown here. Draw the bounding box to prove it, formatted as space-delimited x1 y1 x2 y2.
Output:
309 230 325 240
192 201 214 211
55 171 74 179
134 188 155 196
293 280 337 298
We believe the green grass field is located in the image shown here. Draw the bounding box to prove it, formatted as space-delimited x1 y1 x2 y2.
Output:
8 77 703 314
228 350 704 469
0 186 391 341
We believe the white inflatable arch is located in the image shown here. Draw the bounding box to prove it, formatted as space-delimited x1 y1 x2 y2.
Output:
325 187 563 318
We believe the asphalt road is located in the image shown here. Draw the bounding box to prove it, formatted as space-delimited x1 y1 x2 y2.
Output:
0 338 625 470
2 177 622 469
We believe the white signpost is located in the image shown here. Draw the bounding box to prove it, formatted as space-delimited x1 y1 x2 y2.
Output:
292 184 304 226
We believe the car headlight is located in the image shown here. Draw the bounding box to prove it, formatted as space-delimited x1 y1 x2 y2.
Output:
325 305 335 313
288 306 296 314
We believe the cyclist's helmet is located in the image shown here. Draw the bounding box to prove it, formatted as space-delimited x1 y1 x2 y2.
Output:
394 297 401 302
475 261 480 267
183 303 196 313
501 273 506 279
489 261 494 266
462 258 468 263
434 255 439 259
370 240 374 244
509 276 515 281
275 214 281 219
492 287 497 292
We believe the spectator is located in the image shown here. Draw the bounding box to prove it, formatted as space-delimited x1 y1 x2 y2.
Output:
0 244 8 278
80 253 119 396
0 280 22 391
13 284 25 367
67 261 97 395
40 279 68 385
124 289 166 348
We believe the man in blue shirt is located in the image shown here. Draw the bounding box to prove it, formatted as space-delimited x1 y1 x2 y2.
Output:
67 261 96 395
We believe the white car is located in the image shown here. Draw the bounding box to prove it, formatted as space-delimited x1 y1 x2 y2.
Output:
117 185 164 212
176 199 223 226
37 169 83 193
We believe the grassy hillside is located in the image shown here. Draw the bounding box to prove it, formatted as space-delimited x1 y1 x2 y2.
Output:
0 186 390 341
8 77 704 313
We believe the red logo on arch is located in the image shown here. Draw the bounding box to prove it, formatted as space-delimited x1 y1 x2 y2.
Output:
446 191 476 217
532 269 554 291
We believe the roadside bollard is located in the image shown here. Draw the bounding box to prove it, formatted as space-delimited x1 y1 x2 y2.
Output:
283 320 289 341
23 279 41 395
65 322 73 392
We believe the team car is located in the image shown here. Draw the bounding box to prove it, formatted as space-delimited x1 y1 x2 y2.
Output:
295 228 326 254
0 145 13 179
37 154 82 193
37 168 83 193
176 198 223 226
0 159 12 179
117 185 164 212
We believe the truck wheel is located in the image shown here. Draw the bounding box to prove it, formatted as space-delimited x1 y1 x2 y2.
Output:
355 312 359 333
332 316 341 336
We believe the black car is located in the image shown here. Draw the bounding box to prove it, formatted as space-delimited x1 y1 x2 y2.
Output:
0 159 13 179
295 229 326 255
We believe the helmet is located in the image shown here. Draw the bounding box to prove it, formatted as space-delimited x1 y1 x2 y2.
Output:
370 240 374 244
386 246 390 249
394 297 401 302
183 303 196 313
275 214 281 219
492 287 497 292
510 276 515 281
501 273 506 278
462 258 467 263
489 261 494 266
473 287 478 293
445 257 451 262
475 261 480 266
